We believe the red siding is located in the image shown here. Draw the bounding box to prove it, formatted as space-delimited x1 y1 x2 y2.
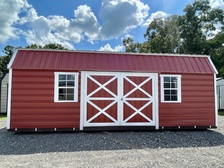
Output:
10 69 80 129
159 73 215 127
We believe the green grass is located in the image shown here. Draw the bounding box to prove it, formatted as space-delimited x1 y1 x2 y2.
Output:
218 110 224 116
0 114 7 120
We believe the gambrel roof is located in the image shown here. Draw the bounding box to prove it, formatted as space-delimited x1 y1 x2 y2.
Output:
8 49 217 74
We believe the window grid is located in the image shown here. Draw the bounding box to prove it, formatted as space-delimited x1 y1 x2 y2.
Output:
161 75 181 103
54 72 79 102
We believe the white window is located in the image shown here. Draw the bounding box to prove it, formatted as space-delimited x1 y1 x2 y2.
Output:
54 72 79 102
160 75 181 103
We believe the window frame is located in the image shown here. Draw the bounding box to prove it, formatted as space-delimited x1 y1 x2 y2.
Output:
160 74 182 103
54 72 79 102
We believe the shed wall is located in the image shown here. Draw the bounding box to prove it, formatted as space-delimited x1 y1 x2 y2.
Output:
1 73 8 113
9 70 216 129
10 69 80 129
159 73 215 127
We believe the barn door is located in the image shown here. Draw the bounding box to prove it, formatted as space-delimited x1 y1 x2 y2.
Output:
121 73 156 126
81 72 158 129
82 72 120 127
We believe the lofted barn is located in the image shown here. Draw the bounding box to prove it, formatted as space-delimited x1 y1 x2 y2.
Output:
7 49 218 132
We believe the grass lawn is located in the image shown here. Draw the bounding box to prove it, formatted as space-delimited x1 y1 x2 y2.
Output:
0 114 7 120
218 110 224 116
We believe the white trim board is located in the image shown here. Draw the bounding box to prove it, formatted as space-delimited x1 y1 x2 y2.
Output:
6 69 12 129
7 50 18 69
214 74 218 127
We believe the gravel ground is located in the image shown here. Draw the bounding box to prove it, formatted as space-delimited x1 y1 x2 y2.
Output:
0 117 224 168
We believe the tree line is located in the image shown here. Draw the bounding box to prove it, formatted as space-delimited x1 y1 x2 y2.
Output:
122 0 224 76
0 43 67 77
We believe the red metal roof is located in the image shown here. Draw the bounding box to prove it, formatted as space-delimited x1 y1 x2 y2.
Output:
9 49 217 74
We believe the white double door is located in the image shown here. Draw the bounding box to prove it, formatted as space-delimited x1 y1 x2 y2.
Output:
81 71 158 129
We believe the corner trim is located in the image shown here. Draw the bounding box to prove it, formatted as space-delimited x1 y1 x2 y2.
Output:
6 69 12 129
214 74 218 127
208 56 218 74
7 50 18 69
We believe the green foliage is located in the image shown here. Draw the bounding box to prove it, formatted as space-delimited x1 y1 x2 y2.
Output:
122 0 224 76
178 0 224 54
0 45 15 76
144 15 181 53
210 34 224 75
122 37 141 53
0 43 68 77
26 43 68 50
42 43 67 50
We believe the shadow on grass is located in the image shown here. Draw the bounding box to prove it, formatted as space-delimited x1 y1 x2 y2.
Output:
0 114 7 120
0 123 224 155
218 110 224 116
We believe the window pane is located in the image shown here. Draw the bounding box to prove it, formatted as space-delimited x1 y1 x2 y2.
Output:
59 81 66 87
164 96 170 101
164 90 170 94
171 82 177 88
171 77 177 82
59 88 66 94
67 88 74 100
171 96 177 101
67 81 75 87
59 74 66 80
164 83 170 88
67 75 75 80
67 88 74 94
67 94 74 100
164 77 170 82
171 90 177 94
59 87 67 100
59 94 66 100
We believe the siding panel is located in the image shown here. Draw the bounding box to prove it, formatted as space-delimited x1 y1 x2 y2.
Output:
10 69 80 129
159 73 215 127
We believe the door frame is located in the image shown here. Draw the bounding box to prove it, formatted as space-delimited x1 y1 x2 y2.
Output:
80 71 159 130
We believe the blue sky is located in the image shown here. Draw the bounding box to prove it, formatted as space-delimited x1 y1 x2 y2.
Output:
0 0 223 54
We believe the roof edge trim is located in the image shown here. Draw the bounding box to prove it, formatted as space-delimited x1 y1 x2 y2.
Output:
208 56 218 74
7 49 18 69
15 48 210 58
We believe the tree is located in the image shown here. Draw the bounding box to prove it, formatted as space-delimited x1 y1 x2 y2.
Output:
25 44 39 49
42 43 67 50
144 15 181 53
0 45 15 77
209 33 224 75
123 16 181 54
122 37 141 53
178 0 224 54
26 43 68 50
0 43 68 77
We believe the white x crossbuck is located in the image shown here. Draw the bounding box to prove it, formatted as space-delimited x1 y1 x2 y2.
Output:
81 71 158 128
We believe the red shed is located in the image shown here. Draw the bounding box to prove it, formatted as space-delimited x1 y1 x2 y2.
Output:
7 49 218 132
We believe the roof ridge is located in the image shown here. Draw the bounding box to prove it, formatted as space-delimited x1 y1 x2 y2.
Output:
16 48 209 58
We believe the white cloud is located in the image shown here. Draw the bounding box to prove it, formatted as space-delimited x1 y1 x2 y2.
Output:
0 0 30 43
0 0 150 49
143 11 169 26
99 0 149 39
209 0 224 9
71 5 100 42
99 44 124 52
